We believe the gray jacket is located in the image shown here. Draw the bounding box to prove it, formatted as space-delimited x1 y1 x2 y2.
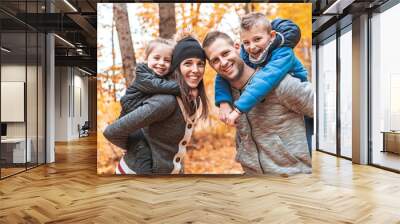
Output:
233 75 313 175
103 94 195 174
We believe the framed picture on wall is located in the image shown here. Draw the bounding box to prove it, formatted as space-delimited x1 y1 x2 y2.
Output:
1 81 25 122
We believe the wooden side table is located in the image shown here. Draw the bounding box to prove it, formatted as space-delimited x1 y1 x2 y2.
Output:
381 131 400 154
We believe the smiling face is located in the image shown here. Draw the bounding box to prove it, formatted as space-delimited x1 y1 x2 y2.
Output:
146 44 173 76
204 38 244 82
240 23 275 60
179 57 205 88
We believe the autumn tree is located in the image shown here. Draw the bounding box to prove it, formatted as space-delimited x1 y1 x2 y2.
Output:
113 3 136 86
159 3 176 39
271 3 312 76
244 3 252 13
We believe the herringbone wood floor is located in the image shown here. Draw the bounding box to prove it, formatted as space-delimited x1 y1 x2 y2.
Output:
1 135 400 224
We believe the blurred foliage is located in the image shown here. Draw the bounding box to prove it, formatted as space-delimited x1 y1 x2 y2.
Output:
97 3 311 174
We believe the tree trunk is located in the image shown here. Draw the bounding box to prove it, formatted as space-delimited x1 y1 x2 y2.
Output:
159 3 176 39
191 3 201 27
111 19 116 101
113 3 136 87
244 3 251 14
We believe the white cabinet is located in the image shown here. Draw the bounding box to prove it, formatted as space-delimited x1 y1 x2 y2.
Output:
1 138 32 163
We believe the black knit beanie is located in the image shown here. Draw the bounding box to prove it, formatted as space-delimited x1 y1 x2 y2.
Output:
170 37 206 72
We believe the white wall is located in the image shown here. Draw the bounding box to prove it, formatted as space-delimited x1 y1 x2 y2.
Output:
72 73 89 138
55 66 69 141
54 67 89 141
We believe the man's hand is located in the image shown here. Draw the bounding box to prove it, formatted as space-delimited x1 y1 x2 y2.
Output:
219 102 232 123
226 109 241 126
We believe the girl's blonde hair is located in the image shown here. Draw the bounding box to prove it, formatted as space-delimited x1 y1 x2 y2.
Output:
144 38 175 60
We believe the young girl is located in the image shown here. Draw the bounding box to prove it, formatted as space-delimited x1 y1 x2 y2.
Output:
113 38 180 174
119 38 179 117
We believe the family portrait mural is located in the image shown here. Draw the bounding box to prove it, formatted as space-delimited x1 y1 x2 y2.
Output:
97 3 313 175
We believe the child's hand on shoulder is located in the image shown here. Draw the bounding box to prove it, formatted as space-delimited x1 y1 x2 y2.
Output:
226 109 241 126
219 102 232 123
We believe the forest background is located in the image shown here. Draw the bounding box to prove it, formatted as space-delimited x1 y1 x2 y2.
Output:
97 3 312 174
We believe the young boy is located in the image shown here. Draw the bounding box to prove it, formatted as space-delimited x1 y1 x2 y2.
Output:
215 13 313 154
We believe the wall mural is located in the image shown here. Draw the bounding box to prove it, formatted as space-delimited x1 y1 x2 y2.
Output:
97 3 313 175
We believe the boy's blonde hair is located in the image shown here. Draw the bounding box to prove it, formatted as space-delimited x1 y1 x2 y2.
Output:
144 38 175 60
240 12 272 32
